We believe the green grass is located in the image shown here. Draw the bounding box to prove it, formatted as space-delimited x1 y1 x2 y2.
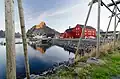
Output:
90 50 120 79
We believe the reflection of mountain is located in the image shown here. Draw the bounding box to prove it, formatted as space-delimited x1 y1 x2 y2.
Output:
35 45 51 54
36 47 45 54
0 30 21 38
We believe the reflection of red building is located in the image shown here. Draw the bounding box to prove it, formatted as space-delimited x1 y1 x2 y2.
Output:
60 24 96 38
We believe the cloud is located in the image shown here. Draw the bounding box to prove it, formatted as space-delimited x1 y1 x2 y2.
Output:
38 12 48 21
38 3 81 20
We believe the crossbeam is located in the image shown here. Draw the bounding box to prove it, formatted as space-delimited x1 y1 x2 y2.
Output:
107 0 120 7
102 1 120 20
110 0 120 12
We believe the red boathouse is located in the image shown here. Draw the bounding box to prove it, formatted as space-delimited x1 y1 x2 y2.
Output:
60 24 96 38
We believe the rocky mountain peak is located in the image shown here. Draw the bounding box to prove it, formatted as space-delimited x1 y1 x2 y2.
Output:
35 21 46 29
27 22 60 38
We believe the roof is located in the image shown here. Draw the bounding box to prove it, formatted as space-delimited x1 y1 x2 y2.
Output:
100 31 119 34
64 24 96 33
76 24 96 30
65 28 73 32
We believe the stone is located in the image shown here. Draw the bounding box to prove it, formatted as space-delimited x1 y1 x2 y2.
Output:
87 57 105 65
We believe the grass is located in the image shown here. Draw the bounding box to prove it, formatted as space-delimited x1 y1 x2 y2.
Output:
90 51 120 79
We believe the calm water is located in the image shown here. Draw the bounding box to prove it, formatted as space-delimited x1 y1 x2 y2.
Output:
0 38 74 79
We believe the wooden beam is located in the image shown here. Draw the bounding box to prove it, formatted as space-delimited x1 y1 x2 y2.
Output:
96 0 101 58
17 0 30 79
113 6 117 50
75 0 94 59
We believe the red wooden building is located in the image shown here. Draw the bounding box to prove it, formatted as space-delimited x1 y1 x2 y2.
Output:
60 24 96 38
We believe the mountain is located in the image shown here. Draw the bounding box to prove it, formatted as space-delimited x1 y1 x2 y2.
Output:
0 30 21 38
27 22 60 38
0 30 5 38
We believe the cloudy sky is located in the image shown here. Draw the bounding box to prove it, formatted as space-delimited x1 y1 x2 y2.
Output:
0 0 120 33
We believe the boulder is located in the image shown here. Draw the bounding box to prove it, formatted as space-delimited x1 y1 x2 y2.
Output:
87 57 105 65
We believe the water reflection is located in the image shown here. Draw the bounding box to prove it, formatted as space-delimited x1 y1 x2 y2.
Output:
0 39 74 79
36 45 51 54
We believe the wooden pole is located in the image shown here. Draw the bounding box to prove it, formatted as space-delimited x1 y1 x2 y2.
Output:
113 6 117 50
103 6 115 43
5 0 16 79
96 0 101 58
117 20 120 40
75 0 94 59
17 0 30 79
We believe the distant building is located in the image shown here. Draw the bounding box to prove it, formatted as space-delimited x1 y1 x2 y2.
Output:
60 24 96 38
100 31 119 39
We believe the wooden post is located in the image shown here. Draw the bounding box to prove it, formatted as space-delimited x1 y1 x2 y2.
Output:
75 0 94 59
5 0 16 79
117 20 120 40
113 6 117 50
103 6 115 43
96 0 101 58
17 0 30 79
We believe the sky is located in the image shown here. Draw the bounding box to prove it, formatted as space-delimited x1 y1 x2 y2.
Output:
0 0 120 33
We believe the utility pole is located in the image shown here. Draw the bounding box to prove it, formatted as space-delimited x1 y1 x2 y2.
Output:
5 0 16 79
96 0 101 58
17 0 30 79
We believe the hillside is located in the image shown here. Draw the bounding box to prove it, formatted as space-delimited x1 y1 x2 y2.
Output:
0 30 21 38
27 22 60 38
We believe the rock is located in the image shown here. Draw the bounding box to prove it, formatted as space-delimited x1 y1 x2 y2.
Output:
53 62 59 67
87 57 105 65
41 71 48 76
68 58 74 65
24 74 41 79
